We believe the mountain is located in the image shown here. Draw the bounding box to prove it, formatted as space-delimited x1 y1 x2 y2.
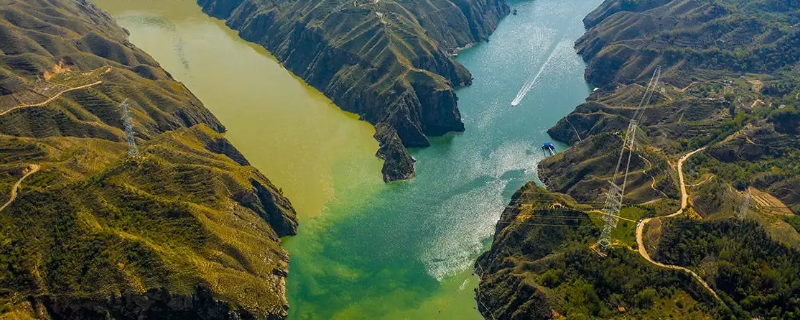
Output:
196 0 509 181
0 0 297 318
478 0 800 318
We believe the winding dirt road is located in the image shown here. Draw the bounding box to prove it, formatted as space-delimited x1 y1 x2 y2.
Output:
0 164 40 213
0 81 102 117
634 147 721 300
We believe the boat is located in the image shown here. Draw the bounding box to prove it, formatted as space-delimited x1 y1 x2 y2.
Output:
542 142 556 155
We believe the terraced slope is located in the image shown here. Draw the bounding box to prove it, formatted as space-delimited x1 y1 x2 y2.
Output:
197 0 509 181
480 0 800 318
0 0 297 318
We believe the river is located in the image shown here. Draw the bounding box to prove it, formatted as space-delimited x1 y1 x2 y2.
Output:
92 0 601 318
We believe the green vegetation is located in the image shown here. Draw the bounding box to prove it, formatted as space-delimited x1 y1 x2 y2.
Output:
0 128 296 318
476 184 722 319
656 218 800 318
543 0 800 210
0 0 297 318
485 0 800 318
786 215 800 233
770 105 800 134
534 248 720 319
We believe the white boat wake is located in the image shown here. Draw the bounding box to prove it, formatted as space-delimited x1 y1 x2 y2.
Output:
510 38 569 106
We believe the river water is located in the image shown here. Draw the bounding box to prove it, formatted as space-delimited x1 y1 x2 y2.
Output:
93 0 601 318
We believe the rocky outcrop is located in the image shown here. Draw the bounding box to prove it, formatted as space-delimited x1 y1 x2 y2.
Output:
246 176 299 237
206 136 251 166
197 0 509 181
374 122 416 182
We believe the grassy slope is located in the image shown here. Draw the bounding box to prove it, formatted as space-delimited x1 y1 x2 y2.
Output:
0 0 296 318
475 184 723 319
542 0 800 212
483 0 800 318
653 218 800 318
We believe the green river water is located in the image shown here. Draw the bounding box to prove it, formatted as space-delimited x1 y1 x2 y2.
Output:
93 0 601 318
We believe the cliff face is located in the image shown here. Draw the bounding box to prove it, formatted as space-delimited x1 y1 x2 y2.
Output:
197 0 509 181
0 0 296 318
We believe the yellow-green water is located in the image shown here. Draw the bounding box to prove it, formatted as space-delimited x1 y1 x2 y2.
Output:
92 0 384 221
93 0 602 318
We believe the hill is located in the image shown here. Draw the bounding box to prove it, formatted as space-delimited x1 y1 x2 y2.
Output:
197 0 509 181
0 0 296 318
475 184 724 319
541 0 799 213
479 0 800 318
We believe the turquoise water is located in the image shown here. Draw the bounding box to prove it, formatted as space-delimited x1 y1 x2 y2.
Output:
94 0 601 317
283 0 601 318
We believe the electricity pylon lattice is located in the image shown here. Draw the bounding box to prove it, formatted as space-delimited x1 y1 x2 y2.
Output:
119 99 139 158
597 66 662 251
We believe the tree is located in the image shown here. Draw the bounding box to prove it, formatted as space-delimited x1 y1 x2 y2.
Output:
769 106 800 134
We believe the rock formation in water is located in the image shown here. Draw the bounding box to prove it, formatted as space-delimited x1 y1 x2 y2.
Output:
479 0 800 318
0 0 296 318
196 0 510 182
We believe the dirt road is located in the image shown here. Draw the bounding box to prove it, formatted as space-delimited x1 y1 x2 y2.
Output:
0 81 102 116
0 164 40 213
635 147 721 300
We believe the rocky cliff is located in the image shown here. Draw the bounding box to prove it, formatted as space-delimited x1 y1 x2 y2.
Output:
196 0 509 181
0 0 296 318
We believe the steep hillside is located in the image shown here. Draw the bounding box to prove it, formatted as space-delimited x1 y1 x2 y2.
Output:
541 0 800 212
197 0 509 181
652 218 800 318
480 0 800 318
0 0 297 318
576 0 800 88
475 184 723 319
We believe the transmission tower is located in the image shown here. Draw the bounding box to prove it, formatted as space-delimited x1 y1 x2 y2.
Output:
597 66 662 251
119 99 139 158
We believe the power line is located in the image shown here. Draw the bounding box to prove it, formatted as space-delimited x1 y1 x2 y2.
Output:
598 66 662 252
